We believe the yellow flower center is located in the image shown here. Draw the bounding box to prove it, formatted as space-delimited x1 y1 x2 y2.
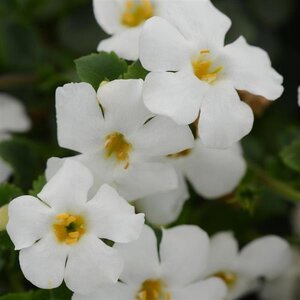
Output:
214 271 237 288
168 149 192 159
136 279 171 300
192 49 223 84
53 213 85 245
105 132 132 169
121 0 154 27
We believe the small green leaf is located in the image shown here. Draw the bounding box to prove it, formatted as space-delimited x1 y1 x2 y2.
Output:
124 60 148 80
0 184 23 206
0 286 72 300
29 175 46 197
280 140 300 172
75 51 128 90
0 139 41 189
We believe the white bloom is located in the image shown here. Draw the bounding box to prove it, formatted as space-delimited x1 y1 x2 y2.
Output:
73 225 227 300
260 248 300 300
48 79 194 201
140 0 283 148
0 93 31 183
260 205 300 300
135 140 246 226
7 159 144 294
205 232 292 299
93 0 165 60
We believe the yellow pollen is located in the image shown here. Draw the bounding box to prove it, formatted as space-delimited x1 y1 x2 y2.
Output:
214 271 237 288
168 148 192 159
136 279 171 300
53 213 85 245
192 50 223 84
105 132 132 169
200 49 210 54
122 0 154 27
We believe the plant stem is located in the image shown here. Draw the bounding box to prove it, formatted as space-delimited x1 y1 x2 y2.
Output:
248 161 300 203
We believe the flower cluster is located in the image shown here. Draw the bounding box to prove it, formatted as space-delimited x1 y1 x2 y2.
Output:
3 0 294 299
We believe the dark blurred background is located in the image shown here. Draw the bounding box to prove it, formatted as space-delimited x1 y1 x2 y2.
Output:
0 0 300 299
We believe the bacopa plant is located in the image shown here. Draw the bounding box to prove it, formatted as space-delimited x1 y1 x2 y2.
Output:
0 0 300 300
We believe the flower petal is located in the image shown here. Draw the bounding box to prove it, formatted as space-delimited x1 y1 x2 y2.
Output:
221 36 284 100
56 82 104 153
115 161 178 200
160 0 231 49
199 80 254 148
98 28 141 61
114 225 160 285
229 276 260 300
140 16 190 72
0 158 12 183
38 159 93 211
7 196 53 250
93 0 123 34
160 225 210 287
97 79 153 134
143 70 207 125
65 234 123 294
19 234 68 289
171 277 227 300
135 170 189 226
183 141 246 198
131 116 194 156
72 282 136 300
205 231 238 276
235 236 292 280
86 184 144 243
0 93 31 133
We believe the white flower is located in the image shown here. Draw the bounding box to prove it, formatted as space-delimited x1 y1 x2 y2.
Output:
48 79 194 201
140 0 283 148
93 0 165 60
260 205 300 300
205 232 292 299
73 225 227 300
0 93 31 183
135 140 246 226
260 248 300 300
7 159 145 294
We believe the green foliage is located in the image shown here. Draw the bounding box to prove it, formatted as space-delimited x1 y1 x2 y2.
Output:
0 184 22 207
280 139 300 173
75 52 128 90
0 286 72 300
124 60 148 80
29 175 46 197
0 139 41 189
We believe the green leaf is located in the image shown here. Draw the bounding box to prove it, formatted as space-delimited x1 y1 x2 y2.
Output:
280 140 300 172
0 184 22 207
124 60 148 80
75 51 128 90
0 286 72 300
29 175 46 197
0 139 41 189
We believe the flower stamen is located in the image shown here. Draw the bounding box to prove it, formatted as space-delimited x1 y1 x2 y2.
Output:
53 213 85 245
105 132 132 169
136 279 171 300
122 0 154 27
192 50 223 84
214 271 237 288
